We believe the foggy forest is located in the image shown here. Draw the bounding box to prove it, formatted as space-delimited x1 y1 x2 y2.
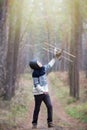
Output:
0 0 87 130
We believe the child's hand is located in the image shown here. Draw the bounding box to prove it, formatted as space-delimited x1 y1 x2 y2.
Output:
54 48 63 59
43 92 48 94
56 51 62 58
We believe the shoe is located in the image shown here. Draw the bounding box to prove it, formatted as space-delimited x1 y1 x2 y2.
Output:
48 122 54 128
32 123 37 129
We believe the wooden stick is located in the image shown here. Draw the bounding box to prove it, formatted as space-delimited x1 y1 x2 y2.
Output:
62 56 73 62
44 42 76 58
42 47 73 63
63 50 76 58
44 42 61 51
43 47 53 53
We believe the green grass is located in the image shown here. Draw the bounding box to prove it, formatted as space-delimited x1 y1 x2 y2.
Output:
11 104 28 117
67 97 77 104
49 72 87 123
66 103 87 123
49 73 69 105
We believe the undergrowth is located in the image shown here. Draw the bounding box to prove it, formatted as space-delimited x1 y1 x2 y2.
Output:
49 72 87 123
66 103 87 123
0 74 33 127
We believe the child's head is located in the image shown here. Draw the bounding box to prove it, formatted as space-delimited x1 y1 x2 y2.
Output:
29 60 42 70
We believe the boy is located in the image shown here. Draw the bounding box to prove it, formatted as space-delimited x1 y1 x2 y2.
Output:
29 50 61 129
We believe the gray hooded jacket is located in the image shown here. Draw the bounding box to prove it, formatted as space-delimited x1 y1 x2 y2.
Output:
32 58 55 95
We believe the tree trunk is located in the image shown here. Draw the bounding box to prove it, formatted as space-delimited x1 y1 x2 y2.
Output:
12 1 22 88
69 0 80 99
4 1 22 100
4 6 15 100
0 0 8 97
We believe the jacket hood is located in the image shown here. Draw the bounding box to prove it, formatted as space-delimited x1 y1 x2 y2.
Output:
29 60 41 70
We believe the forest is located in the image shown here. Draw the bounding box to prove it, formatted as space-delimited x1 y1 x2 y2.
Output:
0 0 87 130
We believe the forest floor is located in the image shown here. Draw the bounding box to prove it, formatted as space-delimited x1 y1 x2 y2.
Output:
0 72 87 130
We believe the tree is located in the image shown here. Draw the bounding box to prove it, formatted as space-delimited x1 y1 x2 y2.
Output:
0 0 8 97
68 0 80 99
4 1 22 100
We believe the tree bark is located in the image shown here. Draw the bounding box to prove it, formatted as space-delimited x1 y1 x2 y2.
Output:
0 0 8 97
4 1 22 100
69 0 80 99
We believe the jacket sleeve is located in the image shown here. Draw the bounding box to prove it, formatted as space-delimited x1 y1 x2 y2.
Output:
44 58 55 73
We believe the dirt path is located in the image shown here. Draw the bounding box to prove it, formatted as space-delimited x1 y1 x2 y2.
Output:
49 80 87 130
13 77 87 130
